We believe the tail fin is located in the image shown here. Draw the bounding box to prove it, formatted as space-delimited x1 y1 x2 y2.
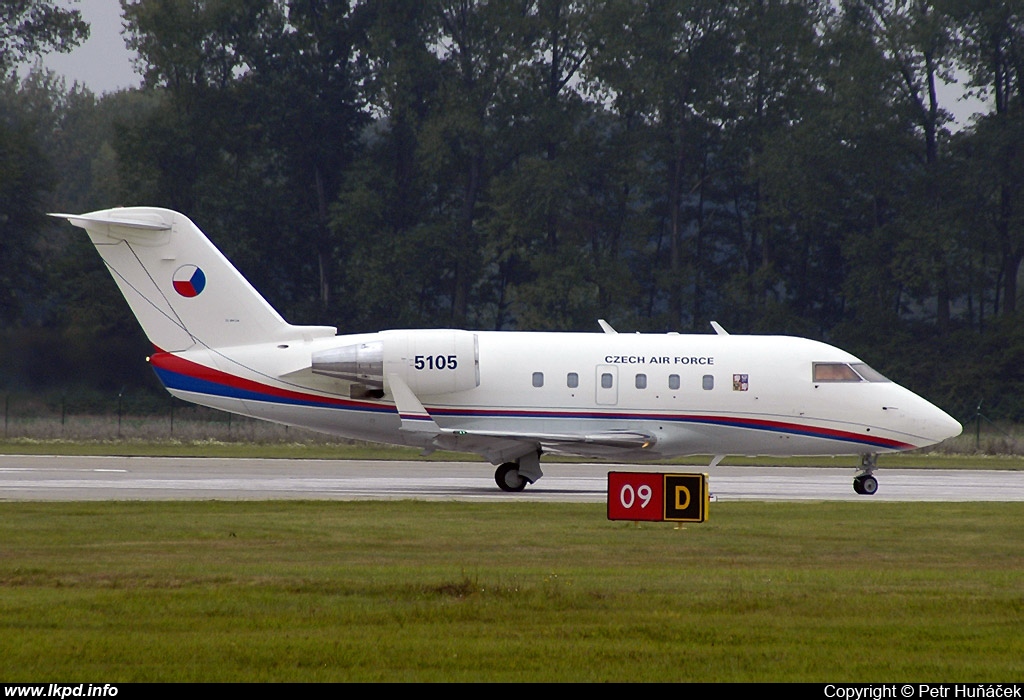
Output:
50 207 336 351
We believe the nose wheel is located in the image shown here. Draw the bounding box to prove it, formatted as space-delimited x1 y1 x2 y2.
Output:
853 454 879 495
853 473 878 495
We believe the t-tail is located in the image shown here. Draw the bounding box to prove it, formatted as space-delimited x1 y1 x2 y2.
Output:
49 207 337 352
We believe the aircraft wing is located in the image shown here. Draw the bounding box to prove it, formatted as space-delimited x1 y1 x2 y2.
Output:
454 428 654 450
432 427 657 464
387 374 655 463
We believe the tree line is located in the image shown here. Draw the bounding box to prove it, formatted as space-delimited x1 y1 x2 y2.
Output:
1 0 1022 422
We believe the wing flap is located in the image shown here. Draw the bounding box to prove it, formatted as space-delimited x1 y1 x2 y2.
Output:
462 429 654 449
387 374 656 462
433 426 656 463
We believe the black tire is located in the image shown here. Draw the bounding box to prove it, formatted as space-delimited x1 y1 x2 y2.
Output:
495 462 527 492
860 475 878 495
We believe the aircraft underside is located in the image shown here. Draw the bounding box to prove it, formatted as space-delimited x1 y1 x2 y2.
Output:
169 386 900 495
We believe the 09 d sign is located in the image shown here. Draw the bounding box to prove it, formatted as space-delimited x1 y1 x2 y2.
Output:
607 472 709 523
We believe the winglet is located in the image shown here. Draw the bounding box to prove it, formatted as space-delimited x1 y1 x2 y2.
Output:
598 319 617 334
387 374 440 436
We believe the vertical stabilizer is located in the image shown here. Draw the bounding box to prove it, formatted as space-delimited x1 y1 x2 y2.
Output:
50 207 336 351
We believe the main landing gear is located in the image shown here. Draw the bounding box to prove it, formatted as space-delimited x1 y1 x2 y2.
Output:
494 451 544 492
853 454 879 495
495 462 527 492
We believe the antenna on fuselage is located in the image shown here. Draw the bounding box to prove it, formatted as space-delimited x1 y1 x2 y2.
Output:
598 319 617 334
710 321 729 336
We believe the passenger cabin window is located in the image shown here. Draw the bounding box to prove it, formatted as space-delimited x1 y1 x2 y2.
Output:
567 372 579 388
532 372 544 387
635 374 647 389
601 373 614 389
813 362 890 383
702 375 714 390
669 374 680 390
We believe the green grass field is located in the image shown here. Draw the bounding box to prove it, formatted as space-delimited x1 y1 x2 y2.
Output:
2 436 1023 469
0 500 1021 682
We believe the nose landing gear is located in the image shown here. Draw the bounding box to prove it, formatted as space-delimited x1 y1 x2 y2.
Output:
854 454 879 495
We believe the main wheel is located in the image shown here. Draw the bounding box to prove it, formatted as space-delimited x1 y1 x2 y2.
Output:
495 462 527 492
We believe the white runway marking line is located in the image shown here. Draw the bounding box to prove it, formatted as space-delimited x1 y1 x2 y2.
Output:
0 468 128 472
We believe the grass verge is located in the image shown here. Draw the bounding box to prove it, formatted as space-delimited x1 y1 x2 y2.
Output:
0 500 1021 682
1 436 1022 469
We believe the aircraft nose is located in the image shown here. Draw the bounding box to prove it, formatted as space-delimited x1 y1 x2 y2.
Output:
922 403 962 445
889 387 963 447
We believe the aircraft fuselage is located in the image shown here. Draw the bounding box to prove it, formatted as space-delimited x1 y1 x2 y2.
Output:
149 329 958 462
51 207 963 495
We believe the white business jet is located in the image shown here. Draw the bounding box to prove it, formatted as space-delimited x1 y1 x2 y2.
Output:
51 208 962 495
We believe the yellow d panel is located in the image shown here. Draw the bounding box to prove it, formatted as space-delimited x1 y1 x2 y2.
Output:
663 474 708 522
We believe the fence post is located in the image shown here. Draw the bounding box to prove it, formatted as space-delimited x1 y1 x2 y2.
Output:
975 402 981 451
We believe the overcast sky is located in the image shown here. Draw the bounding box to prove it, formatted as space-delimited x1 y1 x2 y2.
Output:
41 0 988 126
42 0 140 94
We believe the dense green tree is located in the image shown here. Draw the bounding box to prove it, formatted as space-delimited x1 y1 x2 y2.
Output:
0 0 88 74
588 0 737 331
0 79 50 323
119 0 368 324
0 0 88 326
949 0 1024 317
7 0 1024 418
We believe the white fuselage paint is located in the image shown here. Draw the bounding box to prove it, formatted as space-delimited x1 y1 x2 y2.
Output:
154 330 961 462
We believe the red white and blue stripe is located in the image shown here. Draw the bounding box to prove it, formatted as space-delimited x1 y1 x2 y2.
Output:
147 351 916 451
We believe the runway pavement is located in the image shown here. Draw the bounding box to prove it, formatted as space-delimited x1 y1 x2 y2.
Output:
0 454 1022 502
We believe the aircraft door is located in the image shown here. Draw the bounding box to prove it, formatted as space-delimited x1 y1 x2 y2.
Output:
596 365 618 405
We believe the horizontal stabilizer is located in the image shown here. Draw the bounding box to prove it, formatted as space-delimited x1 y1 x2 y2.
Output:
49 212 172 232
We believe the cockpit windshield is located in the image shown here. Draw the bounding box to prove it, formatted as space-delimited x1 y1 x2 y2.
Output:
813 362 890 383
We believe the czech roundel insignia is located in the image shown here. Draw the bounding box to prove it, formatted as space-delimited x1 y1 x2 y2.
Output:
172 265 206 298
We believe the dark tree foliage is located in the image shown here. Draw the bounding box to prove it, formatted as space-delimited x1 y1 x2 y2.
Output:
3 0 1024 421
0 101 49 323
0 0 88 74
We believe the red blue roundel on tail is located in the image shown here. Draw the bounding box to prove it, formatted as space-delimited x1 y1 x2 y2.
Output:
172 265 206 298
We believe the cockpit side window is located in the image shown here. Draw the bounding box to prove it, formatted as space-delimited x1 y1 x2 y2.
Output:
813 362 890 382
850 363 889 382
813 362 863 382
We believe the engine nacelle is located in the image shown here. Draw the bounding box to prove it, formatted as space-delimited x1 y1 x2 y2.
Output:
311 329 480 396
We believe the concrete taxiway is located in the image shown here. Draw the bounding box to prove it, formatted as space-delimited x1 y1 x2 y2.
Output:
0 455 1021 502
